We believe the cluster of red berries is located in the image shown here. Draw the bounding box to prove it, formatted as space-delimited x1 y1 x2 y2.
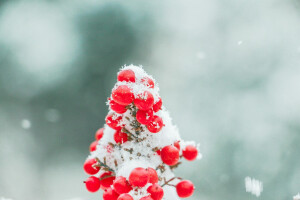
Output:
84 160 195 200
83 68 199 199
107 69 164 133
157 141 199 166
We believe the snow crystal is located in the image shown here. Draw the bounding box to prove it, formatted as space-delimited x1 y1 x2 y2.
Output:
245 177 263 197
294 193 300 200
21 119 31 129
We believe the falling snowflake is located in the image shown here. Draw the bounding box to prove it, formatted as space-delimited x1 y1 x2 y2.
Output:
294 193 300 200
245 177 263 197
21 119 31 129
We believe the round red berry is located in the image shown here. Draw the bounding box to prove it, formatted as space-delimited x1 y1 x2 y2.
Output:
140 196 153 200
176 180 194 198
129 167 149 187
114 130 128 144
118 69 136 83
147 168 158 184
103 187 119 200
141 77 154 88
174 141 180 150
95 128 104 141
112 85 134 106
117 194 134 200
136 109 153 125
152 98 162 112
110 99 127 114
90 141 98 152
161 145 180 166
100 171 116 190
85 176 100 192
134 91 154 111
113 176 132 194
83 158 100 175
106 113 123 130
147 115 164 133
147 183 164 200
182 145 198 161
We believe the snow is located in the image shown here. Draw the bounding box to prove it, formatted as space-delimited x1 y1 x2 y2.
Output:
86 65 201 199
21 119 31 129
294 193 300 200
245 177 263 197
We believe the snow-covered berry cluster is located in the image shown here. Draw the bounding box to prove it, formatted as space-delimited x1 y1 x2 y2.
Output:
83 65 201 200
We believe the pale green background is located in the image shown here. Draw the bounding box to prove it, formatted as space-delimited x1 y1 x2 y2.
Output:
0 0 299 199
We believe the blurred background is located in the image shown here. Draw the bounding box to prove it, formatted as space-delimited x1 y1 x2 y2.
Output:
0 0 300 199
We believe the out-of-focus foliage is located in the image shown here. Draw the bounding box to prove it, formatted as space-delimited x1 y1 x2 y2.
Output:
0 0 299 200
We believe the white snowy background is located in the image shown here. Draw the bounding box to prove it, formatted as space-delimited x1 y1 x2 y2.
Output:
0 0 300 200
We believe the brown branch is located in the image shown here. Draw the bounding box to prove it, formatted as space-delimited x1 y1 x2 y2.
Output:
161 177 182 187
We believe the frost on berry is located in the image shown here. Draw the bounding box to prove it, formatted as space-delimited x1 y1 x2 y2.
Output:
83 65 201 199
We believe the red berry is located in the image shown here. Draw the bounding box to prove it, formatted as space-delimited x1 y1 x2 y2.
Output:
147 115 164 133
103 187 119 200
141 77 154 88
176 180 194 198
110 99 127 114
83 158 100 175
85 176 100 192
118 69 136 83
90 141 98 152
134 91 154 111
129 167 149 187
106 113 123 130
114 130 128 144
156 149 161 156
140 196 153 200
147 184 164 200
136 109 153 125
182 145 198 161
100 172 116 190
174 141 180 150
147 168 158 184
95 128 104 141
161 145 180 166
152 98 162 112
113 176 132 194
117 194 134 200
112 85 134 106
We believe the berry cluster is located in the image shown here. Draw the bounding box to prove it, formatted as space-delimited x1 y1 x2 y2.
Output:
83 66 200 200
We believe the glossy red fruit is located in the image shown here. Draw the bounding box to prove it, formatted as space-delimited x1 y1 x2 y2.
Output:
100 171 116 190
140 196 153 200
129 167 149 187
110 99 127 114
85 176 100 192
147 184 164 200
134 91 154 111
141 77 154 88
176 180 195 198
118 69 136 83
114 130 128 144
117 194 134 200
112 85 134 106
161 145 180 166
113 176 132 194
83 158 100 175
95 128 104 141
147 168 158 184
174 141 180 150
103 187 119 200
147 115 164 133
106 114 123 130
90 141 98 152
182 145 198 161
136 109 153 125
152 98 162 112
